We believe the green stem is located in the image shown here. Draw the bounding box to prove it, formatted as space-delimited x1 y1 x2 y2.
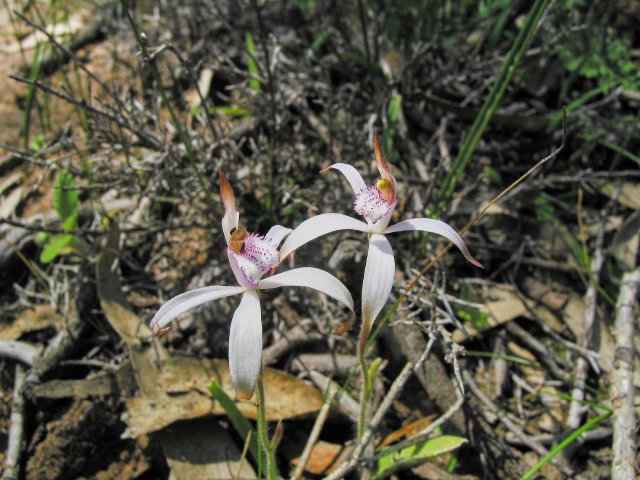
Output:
256 371 278 480
119 1 214 210
357 355 369 439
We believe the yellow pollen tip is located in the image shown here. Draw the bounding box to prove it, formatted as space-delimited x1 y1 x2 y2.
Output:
376 179 391 193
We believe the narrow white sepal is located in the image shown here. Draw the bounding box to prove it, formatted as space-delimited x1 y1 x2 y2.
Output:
228 290 262 400
279 213 369 260
326 163 367 194
149 285 245 335
361 234 395 330
385 218 482 267
259 267 355 312
265 224 292 247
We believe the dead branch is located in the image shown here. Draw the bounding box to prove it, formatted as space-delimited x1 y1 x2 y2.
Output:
610 267 640 480
2 366 26 480
0 341 39 365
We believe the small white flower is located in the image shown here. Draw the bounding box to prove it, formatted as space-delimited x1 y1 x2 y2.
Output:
150 172 354 400
280 131 482 354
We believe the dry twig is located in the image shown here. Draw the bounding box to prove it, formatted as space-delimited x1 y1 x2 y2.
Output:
610 267 640 480
324 335 436 480
0 341 38 365
2 366 26 480
290 383 338 480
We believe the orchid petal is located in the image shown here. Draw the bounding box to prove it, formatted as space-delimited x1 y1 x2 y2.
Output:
219 171 240 243
259 267 354 312
228 248 260 289
149 285 245 335
265 225 292 247
279 213 369 260
385 218 483 268
229 290 262 400
321 163 367 195
361 234 395 338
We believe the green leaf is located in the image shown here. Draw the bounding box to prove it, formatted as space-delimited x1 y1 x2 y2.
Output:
208 379 262 468
40 234 74 263
208 106 251 116
54 171 78 225
375 435 468 479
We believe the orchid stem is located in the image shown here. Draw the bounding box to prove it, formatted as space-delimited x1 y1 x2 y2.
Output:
357 327 371 439
256 370 278 480
357 357 370 439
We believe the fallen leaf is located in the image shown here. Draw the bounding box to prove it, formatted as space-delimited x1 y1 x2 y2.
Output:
155 418 257 480
290 441 344 475
0 304 62 341
379 416 437 448
598 182 640 209
123 357 324 438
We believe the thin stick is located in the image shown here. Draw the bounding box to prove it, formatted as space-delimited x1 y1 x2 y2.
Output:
2 366 26 480
610 267 640 480
291 385 338 480
567 191 607 429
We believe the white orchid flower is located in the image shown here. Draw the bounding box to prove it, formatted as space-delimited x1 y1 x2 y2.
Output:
150 172 355 400
280 131 482 355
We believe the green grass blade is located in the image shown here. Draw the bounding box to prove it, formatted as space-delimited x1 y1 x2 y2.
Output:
23 43 44 151
437 0 553 208
519 411 611 480
245 32 261 91
208 380 262 469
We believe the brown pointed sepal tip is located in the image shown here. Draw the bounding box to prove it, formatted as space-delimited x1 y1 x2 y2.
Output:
333 312 356 335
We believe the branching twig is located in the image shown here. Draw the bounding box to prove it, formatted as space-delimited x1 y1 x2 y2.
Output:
463 370 576 478
324 335 436 480
610 267 640 480
370 385 464 463
8 75 162 149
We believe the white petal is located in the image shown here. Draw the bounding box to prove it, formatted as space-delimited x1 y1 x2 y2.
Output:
265 225 292 247
323 163 367 194
149 285 245 335
361 234 395 333
229 290 262 400
385 218 483 268
279 213 369 260
258 267 354 311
